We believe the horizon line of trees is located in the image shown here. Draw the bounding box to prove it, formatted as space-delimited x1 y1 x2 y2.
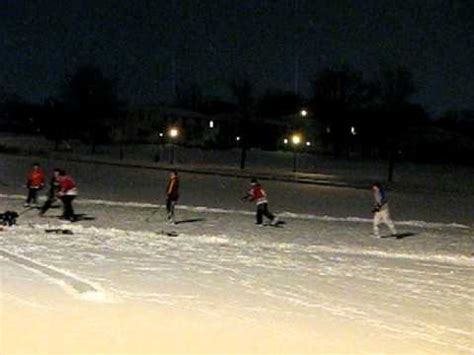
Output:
0 63 473 166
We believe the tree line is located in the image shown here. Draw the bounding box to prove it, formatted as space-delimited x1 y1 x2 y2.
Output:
0 63 473 165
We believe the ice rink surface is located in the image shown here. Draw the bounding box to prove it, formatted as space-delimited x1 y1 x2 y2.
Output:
1 153 473 353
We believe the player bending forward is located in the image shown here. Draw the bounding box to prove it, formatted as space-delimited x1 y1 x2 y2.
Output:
243 178 279 226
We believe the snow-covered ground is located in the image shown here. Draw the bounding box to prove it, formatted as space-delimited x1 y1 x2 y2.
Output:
0 153 473 353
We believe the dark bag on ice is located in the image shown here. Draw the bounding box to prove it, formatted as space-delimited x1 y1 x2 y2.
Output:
0 210 19 226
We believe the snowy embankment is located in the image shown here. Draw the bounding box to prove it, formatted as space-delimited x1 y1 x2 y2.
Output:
1 153 473 353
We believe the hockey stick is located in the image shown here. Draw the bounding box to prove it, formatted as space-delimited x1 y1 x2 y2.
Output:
145 207 161 222
18 206 36 216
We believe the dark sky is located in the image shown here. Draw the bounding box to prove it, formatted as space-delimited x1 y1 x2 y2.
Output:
1 0 473 115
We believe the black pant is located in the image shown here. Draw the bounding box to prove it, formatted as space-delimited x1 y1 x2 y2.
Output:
26 188 40 205
60 195 76 220
40 196 56 214
40 188 58 214
256 203 275 224
166 198 176 221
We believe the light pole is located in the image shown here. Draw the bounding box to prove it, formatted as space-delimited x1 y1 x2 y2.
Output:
291 134 301 172
168 127 179 164
154 132 164 162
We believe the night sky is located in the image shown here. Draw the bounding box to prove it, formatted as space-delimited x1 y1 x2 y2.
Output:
1 0 473 115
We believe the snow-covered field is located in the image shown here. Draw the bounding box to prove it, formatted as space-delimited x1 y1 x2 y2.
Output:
1 153 473 353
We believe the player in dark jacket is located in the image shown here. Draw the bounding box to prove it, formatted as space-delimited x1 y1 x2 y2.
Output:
243 177 279 226
39 168 61 216
372 182 397 237
165 170 179 224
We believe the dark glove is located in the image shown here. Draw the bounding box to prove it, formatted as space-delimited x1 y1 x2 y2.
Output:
372 204 381 213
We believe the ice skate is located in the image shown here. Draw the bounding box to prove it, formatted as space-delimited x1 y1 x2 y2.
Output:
166 215 176 225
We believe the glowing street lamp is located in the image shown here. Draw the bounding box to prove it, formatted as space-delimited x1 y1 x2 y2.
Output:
291 133 302 172
168 127 179 164
291 134 301 145
300 109 308 117
169 127 179 139
154 132 166 162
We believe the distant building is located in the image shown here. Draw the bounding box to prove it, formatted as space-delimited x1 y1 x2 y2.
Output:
121 105 324 151
121 105 241 148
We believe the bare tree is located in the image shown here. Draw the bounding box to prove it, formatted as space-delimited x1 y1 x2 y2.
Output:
378 65 416 181
61 64 122 153
230 78 255 169
310 66 370 156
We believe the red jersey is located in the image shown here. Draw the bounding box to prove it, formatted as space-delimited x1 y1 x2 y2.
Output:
58 175 78 196
27 168 45 188
247 184 268 205
166 175 179 201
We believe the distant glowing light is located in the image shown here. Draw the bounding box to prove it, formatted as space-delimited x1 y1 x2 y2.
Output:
306 141 311 147
283 138 289 145
236 136 241 141
291 134 301 145
351 126 357 135
159 132 164 137
209 120 214 128
169 128 179 138
300 109 308 117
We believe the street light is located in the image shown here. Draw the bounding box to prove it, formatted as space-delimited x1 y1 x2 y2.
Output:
291 134 301 145
168 127 179 164
169 128 179 138
154 132 165 163
300 109 308 117
291 133 302 172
